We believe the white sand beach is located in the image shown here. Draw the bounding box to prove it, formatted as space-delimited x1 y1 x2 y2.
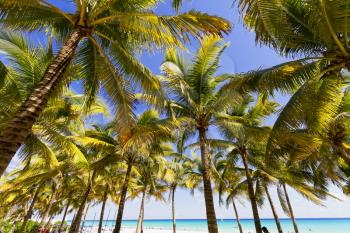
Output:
80 227 208 233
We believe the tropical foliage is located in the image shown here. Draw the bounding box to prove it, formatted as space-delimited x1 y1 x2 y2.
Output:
0 0 231 176
1 1 350 233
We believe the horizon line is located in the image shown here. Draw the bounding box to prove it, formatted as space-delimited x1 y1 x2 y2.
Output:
75 217 350 221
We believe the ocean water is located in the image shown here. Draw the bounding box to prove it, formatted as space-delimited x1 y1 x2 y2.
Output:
77 218 350 233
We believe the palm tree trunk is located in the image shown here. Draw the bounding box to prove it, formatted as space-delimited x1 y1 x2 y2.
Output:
40 183 60 227
20 186 40 232
79 202 91 233
113 163 133 233
282 183 299 233
198 127 219 233
241 149 262 233
98 185 109 233
141 204 145 233
231 198 243 233
70 200 89 233
58 199 71 233
171 185 177 233
0 29 83 176
136 189 146 233
69 172 95 233
264 184 283 233
47 215 54 228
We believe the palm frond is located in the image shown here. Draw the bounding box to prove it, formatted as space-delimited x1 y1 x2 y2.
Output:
94 11 231 49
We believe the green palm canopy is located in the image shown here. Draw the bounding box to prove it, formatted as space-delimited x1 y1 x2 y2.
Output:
231 0 350 165
0 0 232 175
146 35 243 233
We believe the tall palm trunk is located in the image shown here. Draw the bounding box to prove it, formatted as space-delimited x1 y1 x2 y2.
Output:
69 172 95 233
47 215 54 227
69 197 89 233
98 185 109 233
41 182 60 227
241 148 262 233
20 186 40 232
264 184 283 233
79 202 91 232
171 185 177 233
136 189 146 233
58 199 71 233
198 127 219 233
282 183 299 233
231 198 243 233
113 163 133 233
0 29 83 176
141 203 145 233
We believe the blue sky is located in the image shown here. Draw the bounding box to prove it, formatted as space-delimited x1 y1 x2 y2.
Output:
4 0 350 221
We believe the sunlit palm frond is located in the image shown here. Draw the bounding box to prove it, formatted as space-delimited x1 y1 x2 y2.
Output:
94 11 231 49
0 0 74 32
223 58 321 96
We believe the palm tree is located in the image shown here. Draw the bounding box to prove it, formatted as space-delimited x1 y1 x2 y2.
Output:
71 109 175 233
225 187 244 233
214 96 277 233
0 31 109 176
57 175 92 233
232 0 350 170
248 158 284 233
20 185 42 232
67 144 111 233
150 36 242 233
0 0 232 175
0 152 71 229
71 123 133 233
163 131 195 233
215 147 284 233
133 154 168 233
93 170 114 233
0 173 43 231
214 153 245 233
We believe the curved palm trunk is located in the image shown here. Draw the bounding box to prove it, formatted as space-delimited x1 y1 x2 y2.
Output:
98 185 109 233
69 172 95 233
282 183 299 233
171 185 177 233
0 29 83 176
264 184 283 233
113 163 133 233
20 186 40 232
231 199 243 233
241 149 262 233
136 189 146 233
198 127 219 233
58 199 71 233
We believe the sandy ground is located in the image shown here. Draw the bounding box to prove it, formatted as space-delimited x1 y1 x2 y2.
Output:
123 229 204 233
80 227 206 233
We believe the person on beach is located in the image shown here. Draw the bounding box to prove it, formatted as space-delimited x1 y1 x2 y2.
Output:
262 226 270 233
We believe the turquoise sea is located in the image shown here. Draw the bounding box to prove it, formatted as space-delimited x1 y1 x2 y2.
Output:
76 218 350 233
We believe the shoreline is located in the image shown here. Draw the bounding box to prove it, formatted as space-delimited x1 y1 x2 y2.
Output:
69 217 350 221
78 226 236 233
62 219 350 233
